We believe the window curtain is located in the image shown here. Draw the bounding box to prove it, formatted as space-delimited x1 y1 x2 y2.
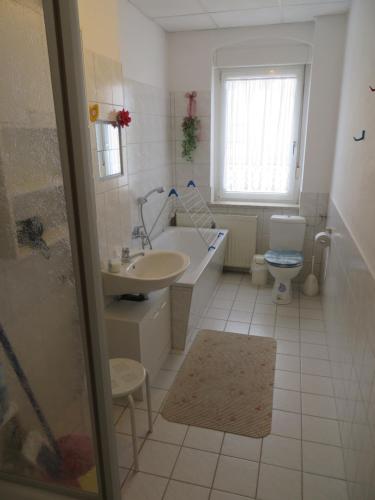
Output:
223 77 297 194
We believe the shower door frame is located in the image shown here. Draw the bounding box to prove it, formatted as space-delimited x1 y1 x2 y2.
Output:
0 1 121 499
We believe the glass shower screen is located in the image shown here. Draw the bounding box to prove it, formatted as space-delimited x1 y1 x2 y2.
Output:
0 1 114 497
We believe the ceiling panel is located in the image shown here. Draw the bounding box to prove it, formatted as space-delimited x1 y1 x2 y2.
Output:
129 0 204 18
130 0 351 32
282 1 349 22
155 13 217 31
211 7 283 28
200 0 280 12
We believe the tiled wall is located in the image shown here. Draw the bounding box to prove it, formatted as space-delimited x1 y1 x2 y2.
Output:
171 89 328 279
322 199 375 500
83 50 173 266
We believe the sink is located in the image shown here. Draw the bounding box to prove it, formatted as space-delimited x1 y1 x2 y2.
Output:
102 250 190 296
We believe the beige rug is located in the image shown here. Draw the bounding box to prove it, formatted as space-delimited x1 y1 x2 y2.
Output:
162 330 276 438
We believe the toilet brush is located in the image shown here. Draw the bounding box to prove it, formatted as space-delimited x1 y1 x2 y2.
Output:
303 255 319 296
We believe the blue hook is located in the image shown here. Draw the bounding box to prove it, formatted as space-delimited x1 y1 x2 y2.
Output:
187 180 196 188
168 188 179 197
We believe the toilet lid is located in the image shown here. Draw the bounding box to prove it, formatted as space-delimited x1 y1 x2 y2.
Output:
264 250 303 268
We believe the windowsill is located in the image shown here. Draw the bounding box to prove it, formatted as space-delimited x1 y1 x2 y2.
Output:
209 200 300 209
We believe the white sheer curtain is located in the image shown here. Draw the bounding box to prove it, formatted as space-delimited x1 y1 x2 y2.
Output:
223 76 297 195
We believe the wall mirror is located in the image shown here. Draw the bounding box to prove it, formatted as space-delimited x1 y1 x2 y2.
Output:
95 121 123 178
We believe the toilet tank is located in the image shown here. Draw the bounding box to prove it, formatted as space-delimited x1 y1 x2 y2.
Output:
269 215 306 251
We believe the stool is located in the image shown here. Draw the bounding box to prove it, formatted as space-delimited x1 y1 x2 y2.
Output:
109 358 153 471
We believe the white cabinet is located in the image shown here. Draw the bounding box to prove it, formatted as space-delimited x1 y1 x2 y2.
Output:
105 289 171 386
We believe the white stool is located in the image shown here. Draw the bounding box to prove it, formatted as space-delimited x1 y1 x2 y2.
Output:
109 358 153 471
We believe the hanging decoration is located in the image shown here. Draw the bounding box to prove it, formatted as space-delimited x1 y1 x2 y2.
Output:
89 103 99 123
181 91 200 162
113 108 132 128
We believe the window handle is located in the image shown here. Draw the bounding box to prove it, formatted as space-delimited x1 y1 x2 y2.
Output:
292 141 297 156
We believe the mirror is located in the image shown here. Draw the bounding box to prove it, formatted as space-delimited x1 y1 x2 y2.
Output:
95 121 123 178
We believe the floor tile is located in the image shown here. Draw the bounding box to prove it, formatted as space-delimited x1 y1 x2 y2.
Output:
303 473 348 500
232 301 256 312
164 480 210 500
152 369 176 390
254 303 276 315
172 447 218 487
184 426 224 453
215 290 237 301
228 310 252 323
113 404 124 425
135 388 167 412
271 410 301 439
274 370 301 391
302 442 345 479
252 313 275 326
300 318 325 332
255 295 275 305
276 316 299 329
149 414 187 445
276 354 300 372
302 394 337 419
257 463 302 500
275 327 300 342
138 440 180 477
221 273 243 284
301 343 329 360
300 331 327 345
276 340 300 356
276 306 299 318
301 358 331 377
117 433 141 469
249 324 274 337
213 455 258 497
210 491 253 500
302 415 341 446
299 299 322 310
261 435 301 470
212 299 235 310
273 388 301 413
119 467 129 487
221 433 261 461
121 471 167 500
116 408 157 438
300 308 323 320
301 374 334 396
225 321 249 334
199 318 226 331
206 307 231 320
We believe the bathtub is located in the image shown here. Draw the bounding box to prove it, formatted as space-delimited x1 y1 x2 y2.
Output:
152 227 228 350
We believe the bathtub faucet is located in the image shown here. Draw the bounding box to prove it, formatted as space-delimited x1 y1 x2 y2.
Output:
137 186 165 250
132 225 149 249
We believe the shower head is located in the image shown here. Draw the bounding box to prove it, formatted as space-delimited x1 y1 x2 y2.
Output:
138 186 165 205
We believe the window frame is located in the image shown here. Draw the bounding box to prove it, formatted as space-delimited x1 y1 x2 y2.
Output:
214 65 305 204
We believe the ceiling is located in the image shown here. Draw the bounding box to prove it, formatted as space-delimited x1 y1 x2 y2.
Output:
129 0 351 32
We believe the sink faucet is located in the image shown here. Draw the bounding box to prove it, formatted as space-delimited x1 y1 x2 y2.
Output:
121 247 145 264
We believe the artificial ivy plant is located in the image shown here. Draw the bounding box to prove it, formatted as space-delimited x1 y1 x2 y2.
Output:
181 116 200 162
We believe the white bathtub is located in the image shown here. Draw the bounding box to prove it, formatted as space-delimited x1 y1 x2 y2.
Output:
152 227 228 350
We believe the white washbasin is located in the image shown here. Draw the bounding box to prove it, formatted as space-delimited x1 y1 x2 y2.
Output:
102 250 190 295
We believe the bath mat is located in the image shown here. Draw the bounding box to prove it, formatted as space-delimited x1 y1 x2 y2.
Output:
162 330 276 438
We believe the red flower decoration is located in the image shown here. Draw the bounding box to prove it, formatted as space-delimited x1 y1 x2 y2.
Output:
115 108 131 128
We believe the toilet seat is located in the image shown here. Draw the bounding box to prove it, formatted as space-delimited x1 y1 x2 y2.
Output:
264 250 303 268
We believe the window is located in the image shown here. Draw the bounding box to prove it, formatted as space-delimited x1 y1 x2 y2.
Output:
215 66 304 203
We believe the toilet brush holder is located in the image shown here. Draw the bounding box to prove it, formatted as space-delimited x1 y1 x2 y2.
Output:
303 256 319 296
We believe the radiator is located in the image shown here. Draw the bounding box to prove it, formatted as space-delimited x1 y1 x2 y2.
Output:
176 213 257 269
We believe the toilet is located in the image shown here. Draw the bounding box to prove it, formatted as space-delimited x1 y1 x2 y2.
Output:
264 215 306 304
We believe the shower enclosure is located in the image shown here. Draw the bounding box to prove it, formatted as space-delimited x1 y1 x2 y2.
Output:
0 1 120 499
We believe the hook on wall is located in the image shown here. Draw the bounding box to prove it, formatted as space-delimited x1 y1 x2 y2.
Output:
353 130 366 142
369 86 375 92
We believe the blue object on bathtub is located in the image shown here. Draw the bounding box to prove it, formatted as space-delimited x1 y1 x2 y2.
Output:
168 188 179 197
218 232 224 237
0 362 9 425
208 245 216 251
0 323 60 457
187 180 196 188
